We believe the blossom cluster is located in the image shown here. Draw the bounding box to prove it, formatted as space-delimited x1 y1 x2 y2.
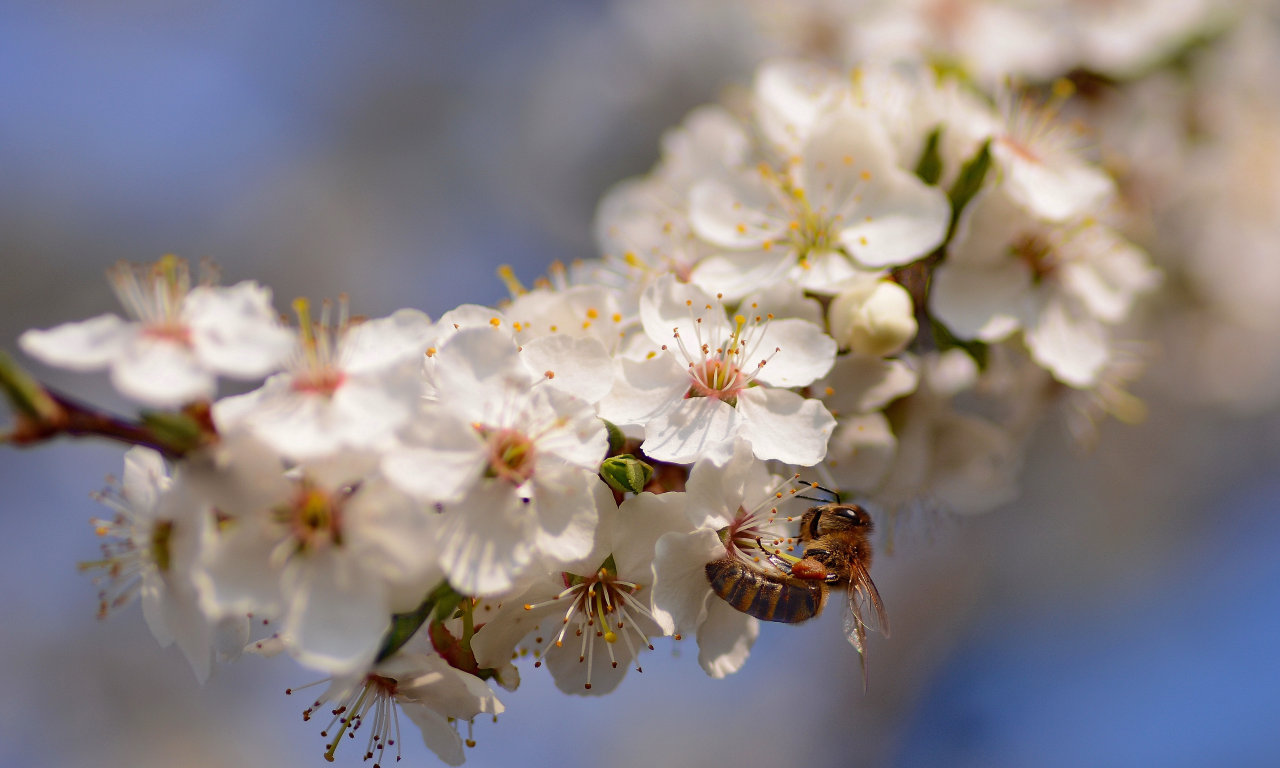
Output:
2 35 1168 768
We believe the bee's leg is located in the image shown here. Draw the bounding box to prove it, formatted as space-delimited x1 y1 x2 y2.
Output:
756 537 794 573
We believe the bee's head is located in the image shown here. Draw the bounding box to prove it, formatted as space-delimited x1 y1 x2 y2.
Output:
800 504 873 539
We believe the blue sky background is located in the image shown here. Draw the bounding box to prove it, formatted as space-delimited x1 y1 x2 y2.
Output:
1 3 1278 767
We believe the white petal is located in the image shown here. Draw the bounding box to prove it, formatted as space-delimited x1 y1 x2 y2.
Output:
737 388 836 466
341 309 435 375
815 354 918 416
930 412 1020 515
401 702 466 767
946 185 1038 268
122 446 169 518
754 58 844 156
433 327 531 420
650 529 721 636
521 333 613 403
470 579 570 669
18 314 131 371
381 406 487 502
526 386 609 470
612 492 692 586
688 175 787 250
738 279 825 326
660 104 752 189
281 550 390 674
397 653 504 719
433 304 514 344
799 103 950 268
689 250 795 302
929 261 1033 342
639 274 731 350
195 520 283 618
437 483 536 597
111 336 216 407
642 396 742 465
749 318 837 388
544 633 631 696
696 597 759 679
344 476 442 588
531 466 601 566
596 354 687 427
997 142 1115 223
824 412 898 493
1024 295 1110 387
184 282 294 378
791 249 870 295
683 438 754 529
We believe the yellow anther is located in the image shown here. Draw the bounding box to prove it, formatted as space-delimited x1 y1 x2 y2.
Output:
612 313 622 322
861 170 872 181
489 317 501 327
735 315 746 326
586 308 599 319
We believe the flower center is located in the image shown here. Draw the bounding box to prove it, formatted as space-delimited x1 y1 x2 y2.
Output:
483 428 537 485
1012 232 1058 282
280 485 345 552
301 672 404 767
108 254 199 342
289 296 352 398
668 301 781 408
520 555 656 690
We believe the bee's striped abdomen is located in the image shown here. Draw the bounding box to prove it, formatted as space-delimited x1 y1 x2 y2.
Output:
705 559 825 624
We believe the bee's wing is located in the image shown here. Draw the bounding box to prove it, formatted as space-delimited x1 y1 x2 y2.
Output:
842 599 869 691
851 560 889 639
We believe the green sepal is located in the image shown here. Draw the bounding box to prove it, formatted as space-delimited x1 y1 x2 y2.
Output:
375 581 459 663
139 410 208 454
931 318 989 371
600 454 653 494
915 127 944 186
947 140 992 228
602 418 627 456
0 351 61 424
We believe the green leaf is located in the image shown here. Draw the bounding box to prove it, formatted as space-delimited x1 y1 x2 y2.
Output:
915 127 943 185
947 139 992 228
600 454 653 494
602 418 627 456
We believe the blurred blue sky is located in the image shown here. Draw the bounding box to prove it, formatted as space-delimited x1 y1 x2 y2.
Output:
2 2 1280 768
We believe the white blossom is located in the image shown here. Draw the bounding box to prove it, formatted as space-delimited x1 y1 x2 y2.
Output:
20 256 293 407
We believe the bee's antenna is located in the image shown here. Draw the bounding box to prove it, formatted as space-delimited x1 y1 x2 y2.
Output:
795 495 829 503
805 482 841 500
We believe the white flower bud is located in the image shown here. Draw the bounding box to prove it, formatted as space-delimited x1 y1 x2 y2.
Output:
829 280 918 357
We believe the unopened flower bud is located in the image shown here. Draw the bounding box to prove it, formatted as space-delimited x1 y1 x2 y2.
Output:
829 281 918 357
600 454 653 494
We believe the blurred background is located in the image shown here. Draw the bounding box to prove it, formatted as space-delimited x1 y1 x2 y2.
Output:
3 2 1280 767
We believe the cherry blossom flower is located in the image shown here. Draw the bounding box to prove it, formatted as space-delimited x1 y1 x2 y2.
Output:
381 327 610 596
689 63 951 295
930 186 1161 387
599 275 836 465
192 437 441 675
295 630 503 767
470 488 690 695
212 297 435 460
81 446 243 683
20 256 293 407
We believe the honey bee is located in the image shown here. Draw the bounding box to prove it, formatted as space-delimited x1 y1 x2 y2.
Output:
705 501 889 688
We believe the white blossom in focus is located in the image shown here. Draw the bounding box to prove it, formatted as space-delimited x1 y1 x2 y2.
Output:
471 485 690 695
382 327 610 596
20 256 294 407
599 275 837 465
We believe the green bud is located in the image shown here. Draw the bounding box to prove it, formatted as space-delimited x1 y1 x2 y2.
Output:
601 418 627 455
600 454 653 495
0 351 62 424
